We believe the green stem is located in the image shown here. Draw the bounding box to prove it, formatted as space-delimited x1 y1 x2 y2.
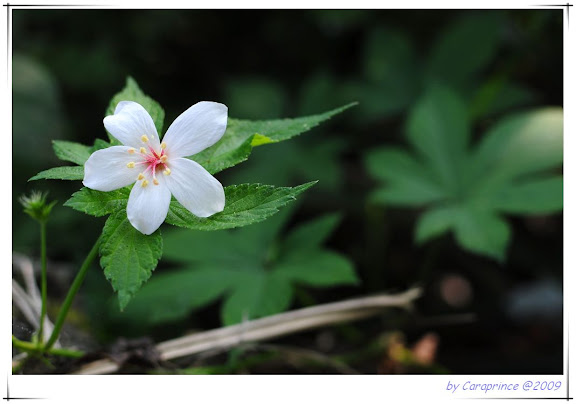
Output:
44 234 102 351
37 221 48 346
13 336 84 358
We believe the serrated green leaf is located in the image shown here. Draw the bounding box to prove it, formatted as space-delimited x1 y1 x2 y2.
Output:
406 83 469 193
52 140 92 165
221 271 292 325
489 177 563 214
453 208 510 262
100 210 163 310
192 103 356 174
106 77 165 141
64 187 130 217
165 182 316 231
276 251 358 287
29 166 84 181
282 213 341 255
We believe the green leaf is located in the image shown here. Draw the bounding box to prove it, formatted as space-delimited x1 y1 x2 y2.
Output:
468 108 563 189
406 83 469 192
453 208 510 262
106 77 165 140
488 177 563 214
282 213 341 255
112 266 233 325
365 147 446 205
29 166 84 181
415 206 458 244
165 182 316 231
52 140 92 165
221 271 293 325
276 251 358 287
192 103 356 174
427 13 503 88
99 210 163 310
64 187 130 217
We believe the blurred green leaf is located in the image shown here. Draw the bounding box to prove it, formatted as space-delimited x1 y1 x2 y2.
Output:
427 13 503 89
365 147 446 206
224 78 286 119
227 136 346 191
106 77 165 140
113 210 358 326
452 207 511 262
406 82 470 192
488 176 563 214
100 210 163 310
29 166 84 181
366 83 563 260
276 251 357 287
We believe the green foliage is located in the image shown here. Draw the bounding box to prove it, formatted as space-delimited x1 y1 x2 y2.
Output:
366 83 563 261
105 76 165 139
99 210 163 310
29 77 351 308
64 188 130 217
112 211 358 326
166 182 317 231
29 166 84 181
52 140 92 165
193 102 357 175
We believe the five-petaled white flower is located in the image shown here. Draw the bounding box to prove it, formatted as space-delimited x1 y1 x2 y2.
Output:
83 100 227 235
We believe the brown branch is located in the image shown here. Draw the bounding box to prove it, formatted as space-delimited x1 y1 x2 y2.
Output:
73 287 421 375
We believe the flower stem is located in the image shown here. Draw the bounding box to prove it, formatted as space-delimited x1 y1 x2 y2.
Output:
44 234 102 352
37 221 48 346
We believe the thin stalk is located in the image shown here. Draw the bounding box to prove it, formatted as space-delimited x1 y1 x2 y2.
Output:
37 221 48 346
44 234 102 351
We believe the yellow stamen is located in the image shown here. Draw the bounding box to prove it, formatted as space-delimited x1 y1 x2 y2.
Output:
161 142 167 149
141 135 149 143
126 162 135 168
128 148 135 154
153 178 159 185
141 180 149 188
139 147 146 153
160 155 168 163
137 173 145 181
163 168 171 176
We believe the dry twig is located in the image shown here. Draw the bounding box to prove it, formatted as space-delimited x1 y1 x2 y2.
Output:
73 287 421 375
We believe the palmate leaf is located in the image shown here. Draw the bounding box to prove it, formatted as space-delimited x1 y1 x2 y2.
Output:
367 83 563 261
111 211 358 326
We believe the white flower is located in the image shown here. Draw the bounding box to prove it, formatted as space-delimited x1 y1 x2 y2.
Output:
83 100 227 235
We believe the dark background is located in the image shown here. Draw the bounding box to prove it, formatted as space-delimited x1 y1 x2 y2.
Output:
12 9 563 374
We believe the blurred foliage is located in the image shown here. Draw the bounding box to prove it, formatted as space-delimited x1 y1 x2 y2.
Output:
109 205 358 326
365 83 562 261
13 9 563 374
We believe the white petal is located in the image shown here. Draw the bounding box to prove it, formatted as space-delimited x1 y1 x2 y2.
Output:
162 101 227 158
164 157 225 217
83 146 142 192
103 101 161 150
127 174 172 235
